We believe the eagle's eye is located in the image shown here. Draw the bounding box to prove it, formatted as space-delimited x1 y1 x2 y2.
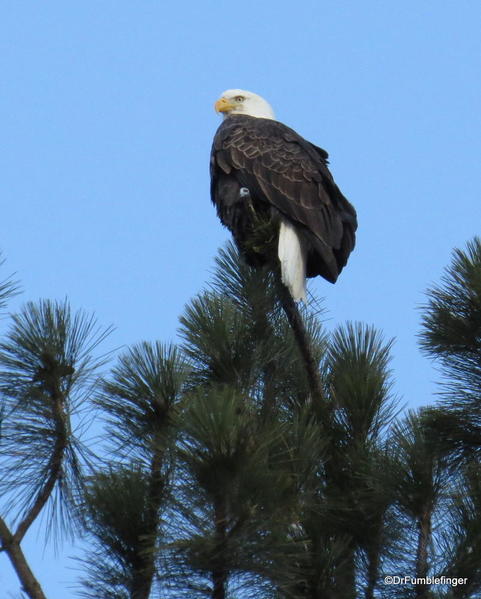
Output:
234 95 245 102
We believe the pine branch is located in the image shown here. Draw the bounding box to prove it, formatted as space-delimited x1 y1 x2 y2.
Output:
274 271 324 403
14 382 69 543
415 510 431 598
0 516 47 599
212 496 228 599
0 300 111 599
0 252 20 311
79 342 184 598
129 447 167 599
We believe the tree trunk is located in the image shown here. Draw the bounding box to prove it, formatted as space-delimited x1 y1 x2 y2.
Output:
212 497 228 599
415 510 431 598
365 544 380 599
130 448 165 599
340 549 357 599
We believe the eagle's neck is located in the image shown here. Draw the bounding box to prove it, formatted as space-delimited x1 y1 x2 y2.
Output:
224 106 275 120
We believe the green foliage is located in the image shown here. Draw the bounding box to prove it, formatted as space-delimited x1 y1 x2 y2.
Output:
0 299 111 539
212 241 278 317
414 237 481 596
420 237 481 462
391 411 448 522
171 387 293 596
179 292 261 390
298 322 401 599
327 322 398 444
3 238 481 599
79 466 164 599
0 252 20 312
180 242 327 420
420 237 481 403
96 341 190 464
78 341 190 599
439 465 481 598
0 299 110 397
177 246 402 599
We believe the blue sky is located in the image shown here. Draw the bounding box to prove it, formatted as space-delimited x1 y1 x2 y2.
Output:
1 1 481 596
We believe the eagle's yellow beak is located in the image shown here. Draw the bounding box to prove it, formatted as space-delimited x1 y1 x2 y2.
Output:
215 97 235 113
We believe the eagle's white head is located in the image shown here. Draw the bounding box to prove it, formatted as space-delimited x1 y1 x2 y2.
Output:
215 89 276 120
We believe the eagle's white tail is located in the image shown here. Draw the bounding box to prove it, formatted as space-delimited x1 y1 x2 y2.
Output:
278 219 307 302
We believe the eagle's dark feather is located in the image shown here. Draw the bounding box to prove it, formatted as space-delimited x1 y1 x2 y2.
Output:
210 115 357 283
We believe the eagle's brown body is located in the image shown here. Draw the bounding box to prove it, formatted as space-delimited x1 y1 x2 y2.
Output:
210 114 357 284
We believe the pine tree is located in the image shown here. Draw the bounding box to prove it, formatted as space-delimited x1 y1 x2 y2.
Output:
175 245 400 599
3 237 481 598
420 237 481 464
79 342 190 599
417 237 481 595
0 297 111 599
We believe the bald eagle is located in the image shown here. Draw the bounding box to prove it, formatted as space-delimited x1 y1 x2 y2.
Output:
210 89 357 302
